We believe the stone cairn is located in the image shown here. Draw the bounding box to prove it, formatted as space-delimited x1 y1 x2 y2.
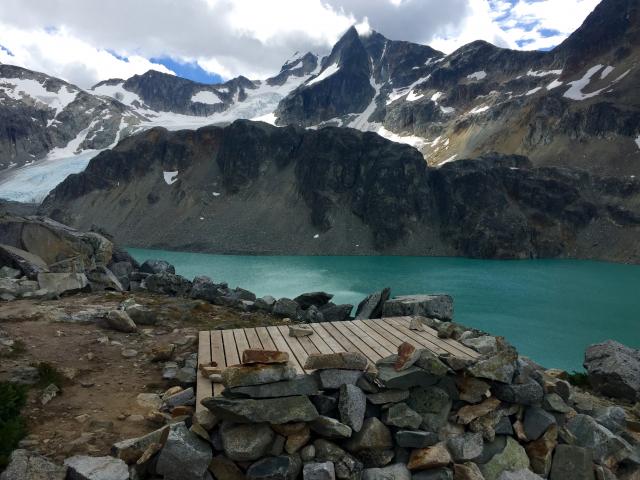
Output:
37 317 635 480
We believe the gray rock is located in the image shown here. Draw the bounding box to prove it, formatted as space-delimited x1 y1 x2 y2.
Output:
355 288 391 320
467 348 518 384
124 304 156 325
549 445 595 480
344 417 393 453
406 386 452 432
362 463 410 480
37 272 88 295
317 369 364 389
479 437 530 480
0 266 21 279
246 456 293 480
64 455 128 480
234 287 257 302
319 303 353 322
446 432 484 462
144 273 192 297
304 305 325 323
462 336 498 355
8 365 39 385
227 375 320 398
100 310 137 333
203 396 319 423
542 393 571 413
189 276 224 302
310 394 338 415
593 406 626 434
301 445 316 462
381 294 453 321
415 350 450 376
381 402 422 429
498 470 543 480
154 423 211 479
310 416 353 439
377 365 439 389
565 414 632 465
273 298 299 318
0 244 48 279
523 407 556 441
140 259 175 274
412 469 453 480
339 384 366 432
493 379 543 406
174 366 197 386
294 292 333 309
494 417 514 436
289 324 314 337
109 261 133 280
111 425 175 462
304 462 336 480
584 340 640 402
86 267 123 292
220 422 274 461
367 389 410 405
222 363 298 388
305 352 368 371
255 295 276 312
314 439 363 480
0 449 67 480
395 430 439 449
164 387 195 408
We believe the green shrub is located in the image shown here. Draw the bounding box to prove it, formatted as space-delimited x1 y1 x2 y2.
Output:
0 382 27 470
33 362 65 389
567 370 590 388
0 340 26 358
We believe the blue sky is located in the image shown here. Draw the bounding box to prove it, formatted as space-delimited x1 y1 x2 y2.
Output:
0 0 601 86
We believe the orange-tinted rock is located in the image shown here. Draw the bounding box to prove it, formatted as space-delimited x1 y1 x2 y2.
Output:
395 342 420 371
242 349 289 365
408 442 452 470
456 397 501 424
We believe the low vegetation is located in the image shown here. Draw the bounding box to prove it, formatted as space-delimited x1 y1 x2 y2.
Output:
0 382 27 469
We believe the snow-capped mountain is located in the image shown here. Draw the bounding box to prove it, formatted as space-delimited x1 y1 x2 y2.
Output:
0 0 638 203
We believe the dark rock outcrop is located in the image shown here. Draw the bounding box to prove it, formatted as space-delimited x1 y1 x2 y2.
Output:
584 340 640 402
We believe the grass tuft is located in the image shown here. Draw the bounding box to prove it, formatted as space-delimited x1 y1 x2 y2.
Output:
0 382 27 470
567 370 590 388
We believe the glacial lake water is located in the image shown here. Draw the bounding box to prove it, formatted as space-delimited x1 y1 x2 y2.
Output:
128 249 640 372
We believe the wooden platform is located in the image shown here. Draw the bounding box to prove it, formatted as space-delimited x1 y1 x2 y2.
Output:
196 316 480 411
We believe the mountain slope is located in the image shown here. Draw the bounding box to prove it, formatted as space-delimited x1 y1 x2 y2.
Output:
40 120 640 262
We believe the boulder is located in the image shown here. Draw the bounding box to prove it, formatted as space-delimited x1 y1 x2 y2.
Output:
455 398 501 425
593 406 627 434
522 407 556 441
412 468 453 480
565 414 632 466
319 303 353 322
208 455 245 480
453 462 485 480
144 273 192 296
247 455 301 480
189 276 224 302
407 443 452 470
124 304 156 326
222 363 297 388
584 340 640 402
355 288 391 320
242 349 290 365
294 292 334 309
37 272 88 295
457 377 491 404
227 375 320 398
140 259 175 274
101 310 137 333
317 369 363 389
154 423 211 480
304 305 325 323
467 348 518 384
446 432 484 462
0 449 67 480
304 462 336 480
493 379 543 406
202 396 319 424
290 325 314 337
367 389 409 405
310 416 353 439
305 352 368 371
273 298 299 318
0 277 40 298
338 384 366 432
462 336 498 355
416 350 450 376
362 463 410 480
64 455 128 480
220 423 274 461
310 394 338 416
525 424 557 476
549 445 595 480
344 417 392 453
86 266 123 291
0 244 48 279
111 425 172 463
479 437 530 480
255 295 276 312
395 342 421 371
234 287 257 301
407 386 452 431
381 403 422 429
395 431 439 449
377 365 439 389
314 439 363 480
381 294 453 321
0 266 21 279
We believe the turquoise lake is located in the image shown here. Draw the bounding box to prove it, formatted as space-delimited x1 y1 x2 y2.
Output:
128 249 640 372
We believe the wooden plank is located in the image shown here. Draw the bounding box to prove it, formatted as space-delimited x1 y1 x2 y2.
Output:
347 320 397 356
276 325 314 370
309 323 345 353
373 318 449 355
255 327 277 350
381 317 449 354
388 317 475 359
342 321 395 358
233 329 251 359
324 321 380 363
266 326 305 374
361 319 408 348
222 329 240 366
397 317 480 358
244 328 263 349
210 330 227 396
305 327 335 354
196 331 213 411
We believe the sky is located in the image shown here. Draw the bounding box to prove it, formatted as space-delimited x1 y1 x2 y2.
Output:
0 0 601 88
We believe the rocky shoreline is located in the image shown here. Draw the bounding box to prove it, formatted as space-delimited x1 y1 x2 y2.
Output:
2 213 640 480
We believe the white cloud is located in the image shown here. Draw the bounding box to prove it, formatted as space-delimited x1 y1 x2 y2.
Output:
0 0 603 87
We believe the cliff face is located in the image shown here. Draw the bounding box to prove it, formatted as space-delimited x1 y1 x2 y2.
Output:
40 120 640 262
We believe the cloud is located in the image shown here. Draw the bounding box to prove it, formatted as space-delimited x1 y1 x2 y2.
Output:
0 0 602 87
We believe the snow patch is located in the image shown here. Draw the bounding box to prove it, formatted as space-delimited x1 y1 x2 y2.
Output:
469 105 490 114
440 154 458 165
431 92 443 102
600 66 614 79
252 112 278 125
563 64 606 101
191 90 223 105
93 82 144 107
306 62 340 86
526 87 543 96
163 171 179 185
527 69 562 77
313 234 320 239
406 90 424 102
440 106 455 114
467 71 487 81
377 126 426 149
635 135 640 150
547 79 563 90
212 192 221 197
